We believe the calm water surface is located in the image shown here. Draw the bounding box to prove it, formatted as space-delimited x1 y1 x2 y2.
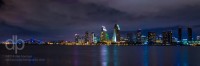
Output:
0 45 200 66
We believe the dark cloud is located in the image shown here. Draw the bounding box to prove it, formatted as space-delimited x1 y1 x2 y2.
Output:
0 0 200 41
80 0 200 15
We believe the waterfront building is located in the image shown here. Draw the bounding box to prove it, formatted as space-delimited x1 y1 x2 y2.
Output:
100 26 109 43
178 27 182 42
126 33 133 44
162 31 173 45
75 34 80 43
136 29 142 44
188 27 193 41
112 24 121 43
148 32 156 45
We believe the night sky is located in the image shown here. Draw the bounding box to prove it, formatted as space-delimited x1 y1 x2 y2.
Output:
0 0 200 41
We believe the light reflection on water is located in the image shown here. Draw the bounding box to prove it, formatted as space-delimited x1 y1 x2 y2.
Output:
175 47 188 66
183 48 188 66
143 46 148 66
0 45 199 66
101 46 109 66
100 46 119 66
113 46 118 66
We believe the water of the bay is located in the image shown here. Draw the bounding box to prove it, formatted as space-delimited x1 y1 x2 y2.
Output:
0 45 200 66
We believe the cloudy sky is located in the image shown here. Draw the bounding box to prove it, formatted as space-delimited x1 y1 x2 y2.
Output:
0 0 200 41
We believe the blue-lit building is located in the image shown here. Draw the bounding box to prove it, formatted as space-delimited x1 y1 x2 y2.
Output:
112 24 121 43
90 32 97 44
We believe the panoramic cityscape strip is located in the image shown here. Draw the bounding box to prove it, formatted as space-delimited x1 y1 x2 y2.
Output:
1 24 199 46
72 24 196 46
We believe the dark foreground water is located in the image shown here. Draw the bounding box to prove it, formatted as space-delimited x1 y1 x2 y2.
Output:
0 45 200 66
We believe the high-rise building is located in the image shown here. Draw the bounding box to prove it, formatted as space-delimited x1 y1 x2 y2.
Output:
100 26 109 42
162 31 173 45
188 27 193 41
168 31 173 44
112 24 121 42
84 31 89 43
162 32 168 44
141 35 148 44
178 27 182 42
136 29 142 44
126 33 133 43
197 36 200 41
90 32 96 44
156 35 163 44
148 32 156 45
75 34 80 43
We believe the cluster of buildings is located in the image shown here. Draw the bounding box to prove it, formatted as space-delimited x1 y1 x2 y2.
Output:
73 24 200 46
1 24 200 46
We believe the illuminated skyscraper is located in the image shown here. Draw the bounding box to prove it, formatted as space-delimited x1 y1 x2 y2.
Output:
148 32 156 45
162 32 168 44
112 24 120 42
100 26 109 42
136 29 142 44
90 32 97 43
168 31 173 44
141 35 148 44
188 27 193 41
162 31 173 45
84 31 89 43
75 34 80 43
156 35 163 44
197 36 200 41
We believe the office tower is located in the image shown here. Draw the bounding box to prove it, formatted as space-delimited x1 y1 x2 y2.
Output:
136 29 142 44
158 35 162 40
148 32 156 45
75 34 80 43
197 36 200 41
141 35 147 44
162 32 168 44
112 24 121 42
84 31 89 43
100 26 109 42
162 31 173 45
188 27 193 41
156 35 163 44
90 32 96 43
168 31 173 44
178 27 182 42
126 33 133 43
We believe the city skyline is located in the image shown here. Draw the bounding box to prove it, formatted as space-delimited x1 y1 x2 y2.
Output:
0 24 199 45
71 24 200 45
0 23 199 42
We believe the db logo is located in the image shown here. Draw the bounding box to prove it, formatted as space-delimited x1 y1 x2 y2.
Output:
5 35 25 54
